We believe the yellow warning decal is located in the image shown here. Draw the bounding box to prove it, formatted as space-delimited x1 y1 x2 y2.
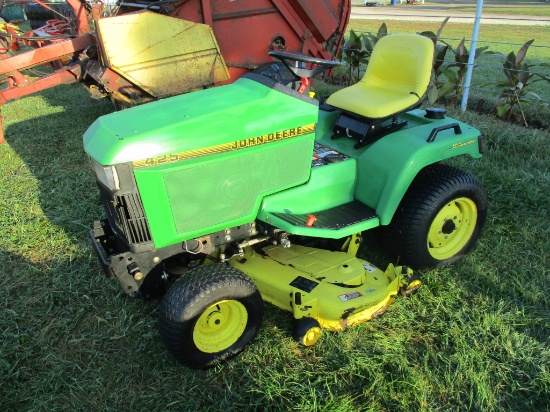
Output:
132 123 316 169
451 139 476 149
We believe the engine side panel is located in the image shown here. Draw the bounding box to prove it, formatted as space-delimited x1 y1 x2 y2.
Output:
134 134 314 248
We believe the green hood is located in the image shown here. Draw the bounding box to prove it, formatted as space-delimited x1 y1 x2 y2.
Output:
84 76 318 166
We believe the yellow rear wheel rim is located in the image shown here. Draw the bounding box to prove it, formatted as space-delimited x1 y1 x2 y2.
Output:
193 300 248 353
427 197 477 260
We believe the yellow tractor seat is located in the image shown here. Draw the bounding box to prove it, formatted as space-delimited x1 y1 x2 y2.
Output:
327 34 434 119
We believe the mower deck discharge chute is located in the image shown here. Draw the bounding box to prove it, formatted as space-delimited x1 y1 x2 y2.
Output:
86 34 487 369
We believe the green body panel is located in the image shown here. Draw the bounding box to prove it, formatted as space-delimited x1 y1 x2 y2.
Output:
84 77 319 248
85 73 482 248
315 109 482 225
259 159 356 213
257 159 373 238
135 134 314 247
83 78 318 166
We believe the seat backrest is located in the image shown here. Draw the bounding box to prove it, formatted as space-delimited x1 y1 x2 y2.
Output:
360 34 434 97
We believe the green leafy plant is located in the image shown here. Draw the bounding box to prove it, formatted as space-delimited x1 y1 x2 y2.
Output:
440 38 491 105
493 39 550 125
420 17 450 104
421 18 492 105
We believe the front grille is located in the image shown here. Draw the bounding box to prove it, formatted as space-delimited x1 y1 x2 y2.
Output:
99 184 152 246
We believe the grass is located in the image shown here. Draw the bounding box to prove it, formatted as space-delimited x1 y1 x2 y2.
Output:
347 19 550 60
1 75 549 411
1 8 550 410
352 0 550 14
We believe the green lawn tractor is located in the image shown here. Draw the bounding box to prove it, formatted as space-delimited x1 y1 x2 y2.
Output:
86 34 487 368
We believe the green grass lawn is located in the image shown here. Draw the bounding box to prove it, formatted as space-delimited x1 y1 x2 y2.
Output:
347 19 550 60
1 8 550 411
1 74 549 411
352 0 550 15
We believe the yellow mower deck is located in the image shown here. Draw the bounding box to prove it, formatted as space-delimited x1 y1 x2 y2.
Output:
229 243 418 332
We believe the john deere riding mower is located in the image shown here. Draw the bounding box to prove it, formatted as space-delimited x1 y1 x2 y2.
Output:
86 34 487 368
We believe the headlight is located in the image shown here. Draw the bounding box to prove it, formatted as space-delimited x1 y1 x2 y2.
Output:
91 159 120 191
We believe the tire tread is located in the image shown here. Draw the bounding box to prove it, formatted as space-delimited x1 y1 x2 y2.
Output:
158 264 263 368
381 164 487 269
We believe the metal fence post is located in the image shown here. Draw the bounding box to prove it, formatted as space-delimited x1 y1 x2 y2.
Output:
461 0 485 112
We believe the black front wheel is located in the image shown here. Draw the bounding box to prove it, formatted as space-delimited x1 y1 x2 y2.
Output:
381 164 487 269
159 264 264 369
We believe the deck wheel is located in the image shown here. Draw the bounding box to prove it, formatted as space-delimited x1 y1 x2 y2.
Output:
293 317 322 346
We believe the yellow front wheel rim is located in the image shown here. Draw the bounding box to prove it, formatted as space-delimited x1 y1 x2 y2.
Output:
427 197 477 260
193 300 248 353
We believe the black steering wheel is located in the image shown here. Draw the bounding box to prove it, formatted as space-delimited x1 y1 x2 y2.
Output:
268 50 341 79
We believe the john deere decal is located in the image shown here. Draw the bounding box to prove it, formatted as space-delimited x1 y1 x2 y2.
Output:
133 124 316 169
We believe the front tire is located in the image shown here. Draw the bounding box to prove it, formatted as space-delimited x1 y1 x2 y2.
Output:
381 164 487 269
158 264 263 368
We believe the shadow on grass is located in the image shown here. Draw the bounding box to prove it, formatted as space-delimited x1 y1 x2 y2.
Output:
3 84 113 238
1 85 549 411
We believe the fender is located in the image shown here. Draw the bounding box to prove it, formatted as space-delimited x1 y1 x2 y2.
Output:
354 110 483 225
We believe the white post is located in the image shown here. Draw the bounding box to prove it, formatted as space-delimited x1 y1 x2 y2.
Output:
461 0 484 112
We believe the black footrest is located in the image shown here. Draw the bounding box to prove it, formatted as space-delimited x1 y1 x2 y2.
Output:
272 201 377 230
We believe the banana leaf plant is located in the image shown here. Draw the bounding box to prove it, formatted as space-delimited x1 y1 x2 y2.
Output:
421 18 492 105
493 39 550 125
420 17 450 104
439 38 490 105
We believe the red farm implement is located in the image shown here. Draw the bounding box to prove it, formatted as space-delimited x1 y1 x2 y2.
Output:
0 0 351 143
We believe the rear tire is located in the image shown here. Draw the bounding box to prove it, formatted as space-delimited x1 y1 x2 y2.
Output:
381 164 487 269
159 264 263 368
